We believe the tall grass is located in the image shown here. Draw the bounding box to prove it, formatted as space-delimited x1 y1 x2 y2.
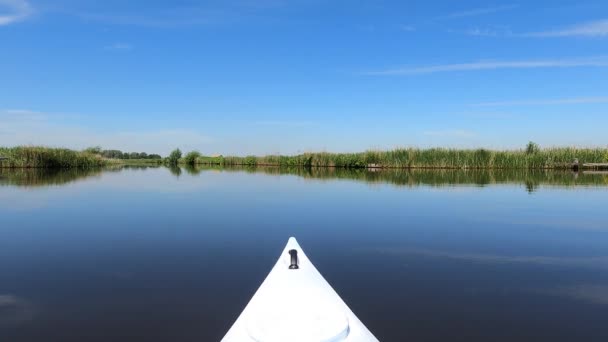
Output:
193 147 608 169
0 146 107 168
2 145 606 170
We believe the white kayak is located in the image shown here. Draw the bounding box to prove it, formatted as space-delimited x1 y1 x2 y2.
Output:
222 237 379 342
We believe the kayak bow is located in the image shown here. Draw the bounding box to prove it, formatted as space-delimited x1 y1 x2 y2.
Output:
222 237 379 342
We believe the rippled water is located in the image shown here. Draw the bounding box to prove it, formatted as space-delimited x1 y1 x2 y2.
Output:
1 166 607 341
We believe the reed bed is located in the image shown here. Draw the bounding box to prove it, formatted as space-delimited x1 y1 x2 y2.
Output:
194 147 607 169
0 146 107 168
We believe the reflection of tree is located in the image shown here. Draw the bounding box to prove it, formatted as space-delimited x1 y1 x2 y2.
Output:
169 166 182 177
184 165 202 175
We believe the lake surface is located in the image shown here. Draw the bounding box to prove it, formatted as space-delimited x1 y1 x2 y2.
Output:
1 166 608 341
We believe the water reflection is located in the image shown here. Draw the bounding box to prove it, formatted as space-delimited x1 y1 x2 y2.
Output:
0 165 166 188
371 247 608 270
1 166 607 191
1 165 607 341
168 166 182 177
0 168 104 187
191 166 608 192
0 295 35 327
552 285 608 305
184 165 203 176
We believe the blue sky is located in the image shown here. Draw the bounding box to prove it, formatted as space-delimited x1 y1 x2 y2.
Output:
1 0 607 155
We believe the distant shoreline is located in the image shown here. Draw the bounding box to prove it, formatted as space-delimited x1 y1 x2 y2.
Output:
191 145 607 170
0 146 163 169
1 145 607 170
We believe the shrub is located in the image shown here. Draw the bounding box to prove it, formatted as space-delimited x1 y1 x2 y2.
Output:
167 148 182 166
526 141 540 155
184 151 201 166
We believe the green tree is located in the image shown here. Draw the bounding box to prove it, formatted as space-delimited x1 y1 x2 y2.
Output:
84 146 102 155
102 150 123 158
167 148 182 166
526 141 540 154
184 151 201 166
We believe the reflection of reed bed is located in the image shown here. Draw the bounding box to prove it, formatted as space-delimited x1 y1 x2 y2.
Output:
0 168 104 187
120 164 163 171
192 166 608 189
195 147 608 170
305 168 608 188
114 159 164 166
0 164 165 187
0 146 106 168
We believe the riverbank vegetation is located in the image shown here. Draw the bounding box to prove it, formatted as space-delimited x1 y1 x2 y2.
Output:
0 146 165 168
167 149 182 166
189 143 607 170
83 147 163 160
0 146 107 168
184 151 201 166
2 143 606 170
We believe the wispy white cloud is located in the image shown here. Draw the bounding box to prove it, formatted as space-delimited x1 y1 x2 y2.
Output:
552 285 608 305
2 108 44 116
0 108 48 123
78 9 228 28
462 112 518 120
0 109 212 155
472 96 608 107
461 25 513 37
399 24 415 32
464 28 500 37
253 120 317 128
0 0 32 26
72 1 295 28
358 24 376 32
365 57 608 75
443 4 518 19
423 130 476 138
104 42 133 51
373 247 608 270
4 108 39 114
0 294 35 326
527 19 608 37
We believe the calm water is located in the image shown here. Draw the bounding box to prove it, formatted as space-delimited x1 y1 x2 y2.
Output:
1 166 608 341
